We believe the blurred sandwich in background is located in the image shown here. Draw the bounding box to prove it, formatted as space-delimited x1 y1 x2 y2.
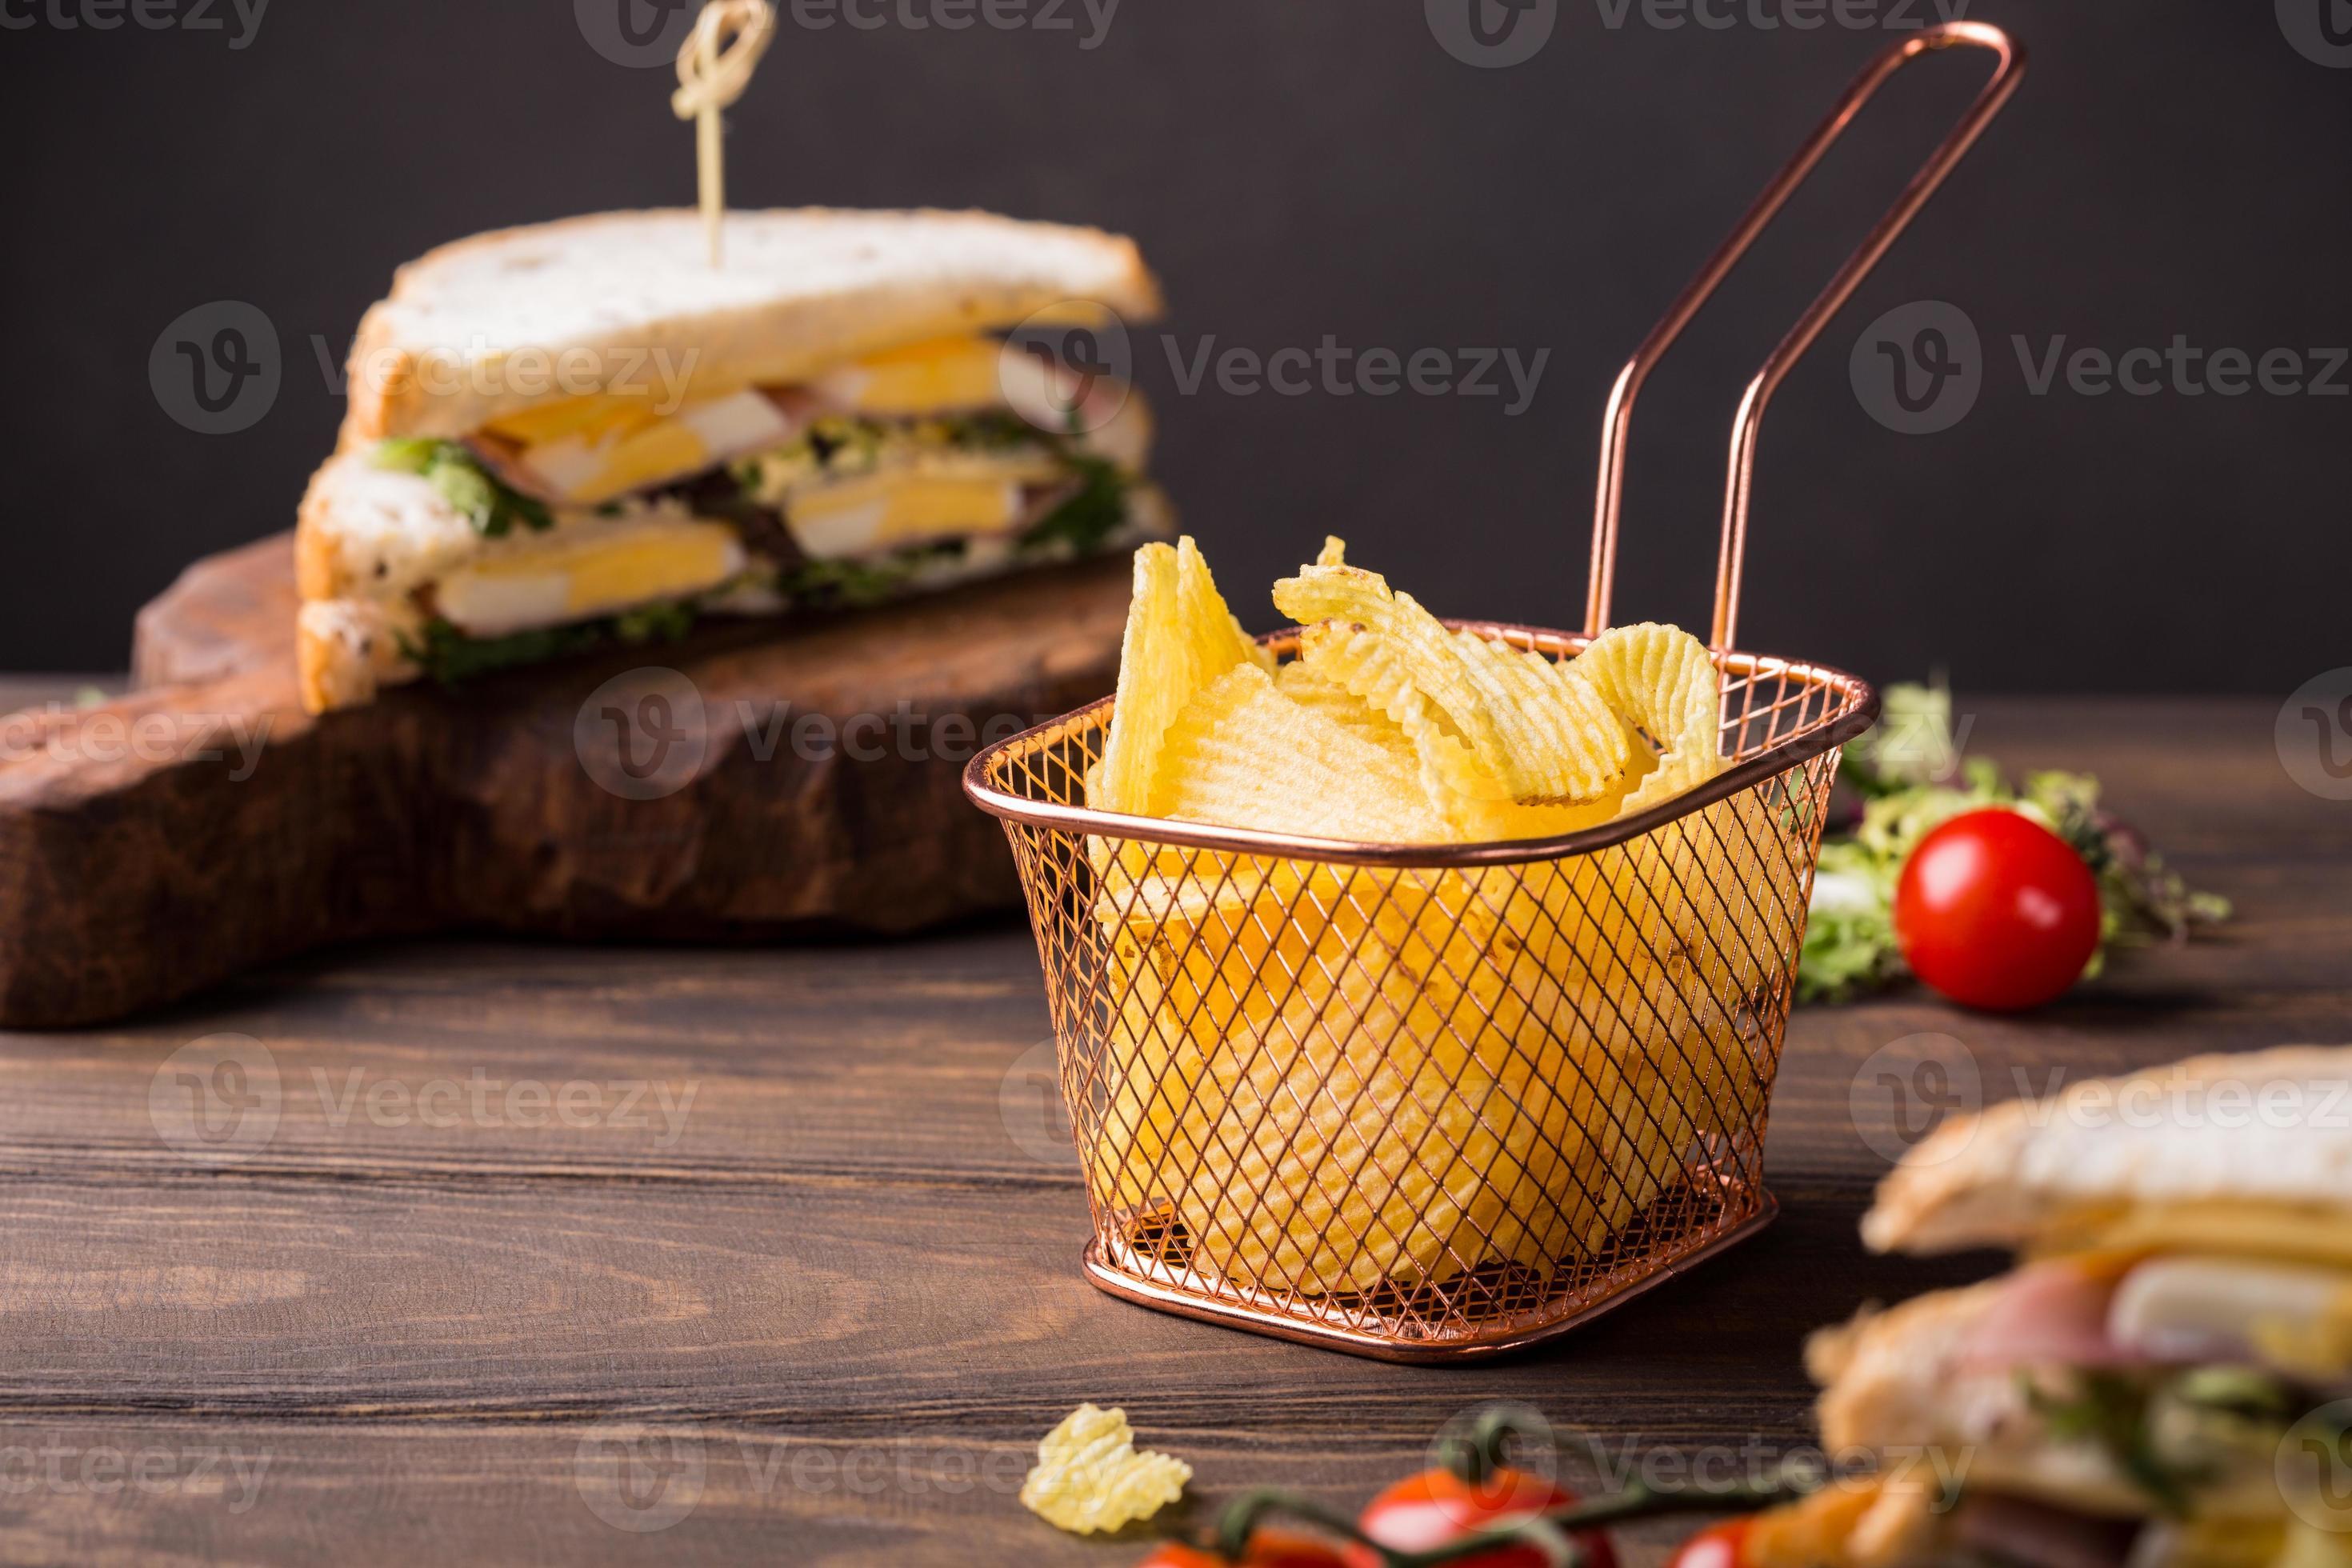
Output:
297 207 1166 713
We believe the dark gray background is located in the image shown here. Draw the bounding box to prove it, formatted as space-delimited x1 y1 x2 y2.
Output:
2 0 2345 690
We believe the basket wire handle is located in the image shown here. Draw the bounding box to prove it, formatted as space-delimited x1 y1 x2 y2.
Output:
1582 21 2027 649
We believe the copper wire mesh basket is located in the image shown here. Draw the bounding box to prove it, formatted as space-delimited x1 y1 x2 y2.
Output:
966 24 2021 1362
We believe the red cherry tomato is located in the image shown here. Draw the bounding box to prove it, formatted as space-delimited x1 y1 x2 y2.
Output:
1894 807 2102 1012
1666 1519 1755 1568
1346 1466 1618 1568
1139 1534 1350 1568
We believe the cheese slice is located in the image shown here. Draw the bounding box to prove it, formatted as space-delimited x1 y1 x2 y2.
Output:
510 390 794 506
786 470 1026 559
481 392 662 449
2034 1202 2352 1270
2108 1254 2352 1378
809 335 1006 415
436 518 744 637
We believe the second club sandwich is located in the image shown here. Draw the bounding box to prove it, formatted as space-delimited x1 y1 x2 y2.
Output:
297 207 1166 713
1739 1045 2352 1568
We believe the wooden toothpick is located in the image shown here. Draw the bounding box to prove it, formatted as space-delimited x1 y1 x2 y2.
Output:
671 0 777 268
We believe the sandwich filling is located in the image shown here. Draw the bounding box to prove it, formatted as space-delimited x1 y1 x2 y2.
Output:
1747 1204 2352 1568
332 332 1159 686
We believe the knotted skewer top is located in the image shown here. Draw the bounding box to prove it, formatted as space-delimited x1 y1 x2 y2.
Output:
672 0 777 267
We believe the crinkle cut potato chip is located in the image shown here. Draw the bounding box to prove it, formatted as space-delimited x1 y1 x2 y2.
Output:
1296 623 1642 842
1019 1404 1190 1535
1570 622 1727 813
1272 559 1630 806
1086 538 1269 819
1178 534 1276 679
1273 659 1417 766
1152 664 1445 844
1086 543 1187 819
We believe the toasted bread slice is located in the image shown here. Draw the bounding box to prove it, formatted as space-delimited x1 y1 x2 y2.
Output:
1862 1045 2352 1257
335 208 1163 448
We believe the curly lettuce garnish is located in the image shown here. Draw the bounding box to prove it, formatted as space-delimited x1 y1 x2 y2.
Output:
1801 682 2230 1003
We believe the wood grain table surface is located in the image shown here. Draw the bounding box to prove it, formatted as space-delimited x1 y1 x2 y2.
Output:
0 691 2338 1566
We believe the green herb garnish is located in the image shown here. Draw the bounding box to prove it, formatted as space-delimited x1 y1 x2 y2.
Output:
778 540 965 610
1020 454 1132 556
613 601 700 645
395 601 701 687
2022 1370 2195 1518
394 618 608 686
373 438 553 538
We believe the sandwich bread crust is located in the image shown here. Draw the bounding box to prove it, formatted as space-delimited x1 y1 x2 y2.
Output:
1862 1045 2352 1256
336 208 1165 447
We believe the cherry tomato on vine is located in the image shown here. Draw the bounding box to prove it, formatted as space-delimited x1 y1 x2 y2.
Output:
1894 807 2102 1012
1345 1466 1618 1568
1140 1533 1350 1568
1664 1519 1755 1568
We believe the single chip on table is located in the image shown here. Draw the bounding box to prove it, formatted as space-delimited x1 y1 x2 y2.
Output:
1019 1403 1191 1535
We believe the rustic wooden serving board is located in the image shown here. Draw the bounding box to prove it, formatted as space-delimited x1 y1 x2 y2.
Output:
0 535 1130 1028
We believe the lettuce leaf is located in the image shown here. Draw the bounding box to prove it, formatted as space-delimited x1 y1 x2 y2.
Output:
1799 682 2230 1004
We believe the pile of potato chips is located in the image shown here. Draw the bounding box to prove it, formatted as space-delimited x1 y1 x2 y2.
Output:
1077 538 1803 1300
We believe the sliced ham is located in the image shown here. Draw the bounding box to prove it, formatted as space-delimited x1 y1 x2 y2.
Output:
1957 1258 2134 1372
